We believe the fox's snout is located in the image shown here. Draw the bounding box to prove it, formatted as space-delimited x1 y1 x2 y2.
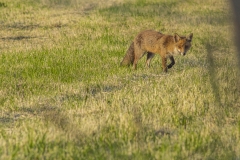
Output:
177 49 186 56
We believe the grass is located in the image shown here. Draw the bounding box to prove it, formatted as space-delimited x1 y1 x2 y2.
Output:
0 0 239 159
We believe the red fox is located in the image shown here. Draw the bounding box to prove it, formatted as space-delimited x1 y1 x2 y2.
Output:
121 30 193 72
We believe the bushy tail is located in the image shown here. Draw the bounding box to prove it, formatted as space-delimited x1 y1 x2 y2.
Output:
120 42 134 66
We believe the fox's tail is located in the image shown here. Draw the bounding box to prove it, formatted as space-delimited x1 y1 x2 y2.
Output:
120 42 135 66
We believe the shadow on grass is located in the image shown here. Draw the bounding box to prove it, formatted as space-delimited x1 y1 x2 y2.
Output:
2 79 174 150
99 0 229 26
205 42 222 107
18 105 88 145
0 117 13 125
1 21 67 32
0 36 39 41
0 2 7 7
2 24 40 30
0 83 127 142
99 1 178 20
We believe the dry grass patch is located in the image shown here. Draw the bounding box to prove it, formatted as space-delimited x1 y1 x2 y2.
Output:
0 0 239 159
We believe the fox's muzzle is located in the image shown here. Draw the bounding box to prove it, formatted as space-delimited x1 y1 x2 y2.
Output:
179 50 186 56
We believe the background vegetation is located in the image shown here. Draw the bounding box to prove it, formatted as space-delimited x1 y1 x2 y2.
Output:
0 0 239 159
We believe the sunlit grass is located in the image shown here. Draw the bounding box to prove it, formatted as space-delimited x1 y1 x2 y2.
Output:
0 0 239 159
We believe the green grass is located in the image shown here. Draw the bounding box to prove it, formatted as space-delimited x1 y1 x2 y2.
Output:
0 0 239 159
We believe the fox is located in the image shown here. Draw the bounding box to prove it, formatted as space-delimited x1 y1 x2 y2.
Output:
120 30 193 72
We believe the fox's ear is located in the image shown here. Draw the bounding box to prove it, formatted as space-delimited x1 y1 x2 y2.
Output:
187 33 193 42
174 33 181 42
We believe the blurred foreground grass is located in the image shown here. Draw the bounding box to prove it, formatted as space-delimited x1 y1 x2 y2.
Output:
0 0 239 159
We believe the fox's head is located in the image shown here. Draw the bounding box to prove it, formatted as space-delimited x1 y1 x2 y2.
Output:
174 33 193 56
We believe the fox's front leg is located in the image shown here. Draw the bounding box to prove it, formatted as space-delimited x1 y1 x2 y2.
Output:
167 56 175 69
161 57 168 72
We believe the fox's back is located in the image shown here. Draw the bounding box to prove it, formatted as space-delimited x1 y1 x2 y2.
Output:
134 30 168 52
135 30 163 44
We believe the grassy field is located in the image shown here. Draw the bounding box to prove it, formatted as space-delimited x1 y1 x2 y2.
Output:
0 0 239 159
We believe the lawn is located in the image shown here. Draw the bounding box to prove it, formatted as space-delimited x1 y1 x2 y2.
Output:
0 0 239 159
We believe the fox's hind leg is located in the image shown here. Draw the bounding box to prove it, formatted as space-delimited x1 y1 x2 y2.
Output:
133 54 142 70
133 48 145 70
146 52 155 68
162 57 168 72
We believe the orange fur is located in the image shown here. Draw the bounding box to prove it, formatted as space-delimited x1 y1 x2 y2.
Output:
121 30 193 72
